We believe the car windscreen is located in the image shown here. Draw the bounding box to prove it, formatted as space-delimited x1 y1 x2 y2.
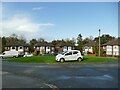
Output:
61 51 68 55
2 53 5 55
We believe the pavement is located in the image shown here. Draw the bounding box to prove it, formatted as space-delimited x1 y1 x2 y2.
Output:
1 60 119 89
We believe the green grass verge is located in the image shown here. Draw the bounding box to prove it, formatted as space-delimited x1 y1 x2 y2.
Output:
6 56 55 63
82 56 119 63
4 56 119 64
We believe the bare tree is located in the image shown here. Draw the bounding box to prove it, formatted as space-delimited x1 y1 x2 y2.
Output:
18 35 26 43
38 38 45 42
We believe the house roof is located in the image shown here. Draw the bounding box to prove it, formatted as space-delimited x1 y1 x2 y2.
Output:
102 38 120 46
35 42 54 47
56 42 74 47
84 41 98 47
5 42 29 47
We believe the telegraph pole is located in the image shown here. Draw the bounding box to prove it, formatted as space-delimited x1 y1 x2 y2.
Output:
99 29 101 56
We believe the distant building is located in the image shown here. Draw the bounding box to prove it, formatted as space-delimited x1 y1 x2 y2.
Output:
4 42 29 54
83 41 97 54
102 38 120 57
55 42 75 52
34 42 54 55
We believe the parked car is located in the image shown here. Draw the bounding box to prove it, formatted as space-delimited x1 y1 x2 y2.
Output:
0 51 19 58
56 50 83 62
23 52 33 57
51 51 59 56
18 52 24 57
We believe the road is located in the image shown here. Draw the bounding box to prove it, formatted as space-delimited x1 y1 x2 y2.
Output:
2 61 119 89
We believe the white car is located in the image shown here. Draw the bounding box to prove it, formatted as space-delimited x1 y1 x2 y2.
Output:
0 51 19 58
56 50 83 62
23 53 33 57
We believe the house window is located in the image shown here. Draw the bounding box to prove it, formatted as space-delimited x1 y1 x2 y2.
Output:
37 47 39 49
12 47 15 49
64 46 67 49
47 47 50 49
106 51 112 55
103 46 106 49
107 46 112 49
7 47 10 50
113 46 118 49
5 47 8 50
51 47 54 50
19 46 23 49
41 46 45 49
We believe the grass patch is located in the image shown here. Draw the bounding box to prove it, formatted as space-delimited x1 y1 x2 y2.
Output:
6 56 55 63
4 56 119 64
83 56 119 63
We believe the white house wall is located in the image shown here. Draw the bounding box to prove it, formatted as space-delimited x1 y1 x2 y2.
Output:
36 46 53 54
10 47 16 51
18 46 24 52
36 47 40 50
89 47 93 53
113 45 119 51
63 46 67 51
40 46 45 54
6 46 27 53
106 45 119 56
113 45 119 56
68 46 72 50
106 46 112 55
84 46 93 53
46 46 50 53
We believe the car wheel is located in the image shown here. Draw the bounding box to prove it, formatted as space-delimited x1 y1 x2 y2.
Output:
77 57 82 62
60 58 65 62
13 56 16 58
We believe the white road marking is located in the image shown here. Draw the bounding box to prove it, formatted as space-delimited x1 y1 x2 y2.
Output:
0 71 9 75
44 83 59 90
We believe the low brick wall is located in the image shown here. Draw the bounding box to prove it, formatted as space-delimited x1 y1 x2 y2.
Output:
97 54 119 57
87 54 96 56
87 54 120 58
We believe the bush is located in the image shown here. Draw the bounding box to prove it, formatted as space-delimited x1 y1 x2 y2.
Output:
32 51 37 56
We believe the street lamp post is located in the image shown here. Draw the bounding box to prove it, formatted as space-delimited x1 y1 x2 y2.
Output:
99 29 101 56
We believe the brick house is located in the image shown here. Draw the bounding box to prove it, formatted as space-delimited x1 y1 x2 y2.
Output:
34 42 54 55
83 41 98 54
102 38 120 57
55 42 75 52
4 42 29 54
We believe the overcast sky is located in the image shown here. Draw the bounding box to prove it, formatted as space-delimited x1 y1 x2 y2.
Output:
1 2 118 41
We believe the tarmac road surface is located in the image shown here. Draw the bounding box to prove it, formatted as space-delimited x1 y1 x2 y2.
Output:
2 61 119 89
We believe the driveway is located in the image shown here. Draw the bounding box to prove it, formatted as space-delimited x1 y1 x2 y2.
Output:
2 61 119 89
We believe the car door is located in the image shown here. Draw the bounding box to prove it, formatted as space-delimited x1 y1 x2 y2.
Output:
2 53 6 58
64 51 73 61
72 51 79 60
3 52 10 58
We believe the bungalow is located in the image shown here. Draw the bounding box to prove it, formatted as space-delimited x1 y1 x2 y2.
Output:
102 38 120 57
4 42 29 54
34 42 54 55
55 42 75 52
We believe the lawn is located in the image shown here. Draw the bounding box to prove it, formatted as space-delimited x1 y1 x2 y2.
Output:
4 56 119 64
